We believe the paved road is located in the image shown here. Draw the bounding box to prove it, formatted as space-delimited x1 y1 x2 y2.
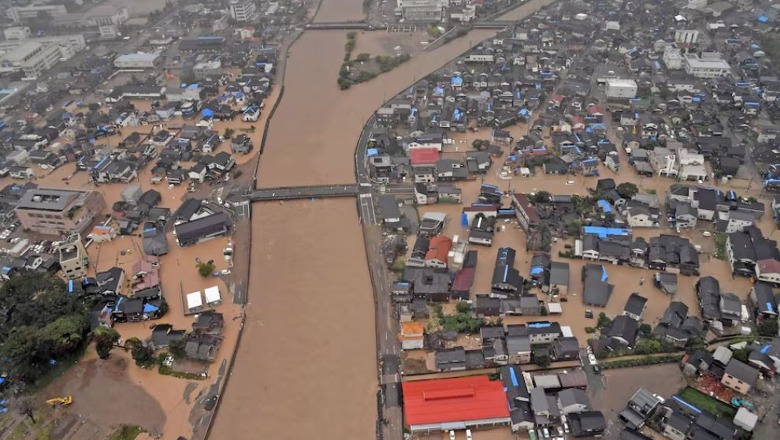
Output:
250 184 359 200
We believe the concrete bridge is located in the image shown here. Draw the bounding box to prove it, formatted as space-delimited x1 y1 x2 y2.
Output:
306 22 373 30
472 21 514 29
250 184 360 201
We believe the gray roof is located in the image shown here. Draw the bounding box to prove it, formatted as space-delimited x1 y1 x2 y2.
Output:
724 359 759 386
530 387 550 414
559 388 590 409
16 188 85 211
583 264 613 307
549 261 570 287
624 293 648 317
174 211 233 246
506 335 531 354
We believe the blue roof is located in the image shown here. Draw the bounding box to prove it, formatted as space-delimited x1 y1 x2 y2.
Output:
583 226 631 238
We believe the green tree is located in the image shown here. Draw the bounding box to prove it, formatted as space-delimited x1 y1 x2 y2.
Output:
355 53 370 62
758 318 779 337
39 315 88 356
455 302 472 313
535 354 552 368
92 327 120 359
616 182 639 199
197 261 215 277
223 128 235 139
1 326 46 382
472 139 488 150
168 335 188 359
597 312 611 330
732 346 751 363
131 344 155 367
638 323 652 337
530 191 551 203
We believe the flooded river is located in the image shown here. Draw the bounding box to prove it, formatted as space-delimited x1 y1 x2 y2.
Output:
212 16 495 440
313 0 365 22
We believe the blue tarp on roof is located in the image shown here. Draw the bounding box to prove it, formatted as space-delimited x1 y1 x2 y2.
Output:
759 16 769 23
451 76 463 85
367 148 378 157
143 303 159 313
597 200 612 213
531 267 544 275
201 108 214 117
510 367 519 387
602 266 608 282
583 226 631 238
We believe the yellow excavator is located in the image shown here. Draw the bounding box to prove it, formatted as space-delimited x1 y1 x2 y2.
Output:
46 396 73 407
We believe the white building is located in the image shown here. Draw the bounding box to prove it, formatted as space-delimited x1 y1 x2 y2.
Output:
675 29 700 44
684 53 731 78
114 52 161 69
398 0 446 23
7 4 67 23
663 46 685 70
605 79 638 99
230 0 257 22
99 24 119 39
82 5 128 26
3 26 31 41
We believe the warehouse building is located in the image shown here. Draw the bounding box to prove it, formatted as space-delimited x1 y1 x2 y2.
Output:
605 79 638 99
402 376 510 432
114 52 161 69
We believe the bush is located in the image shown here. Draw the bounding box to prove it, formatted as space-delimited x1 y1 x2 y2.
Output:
585 327 597 334
197 262 215 277
337 77 352 90
455 302 471 313
389 257 405 272
355 53 370 62
757 318 778 337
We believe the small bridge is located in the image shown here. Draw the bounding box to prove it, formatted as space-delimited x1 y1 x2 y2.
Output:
250 184 360 201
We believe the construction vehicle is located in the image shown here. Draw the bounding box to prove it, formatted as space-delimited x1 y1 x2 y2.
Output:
46 396 73 406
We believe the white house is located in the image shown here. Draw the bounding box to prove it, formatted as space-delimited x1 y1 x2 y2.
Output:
755 259 780 285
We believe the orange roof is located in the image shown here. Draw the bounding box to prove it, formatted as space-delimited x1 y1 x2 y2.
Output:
425 235 453 263
402 376 509 426
401 321 424 336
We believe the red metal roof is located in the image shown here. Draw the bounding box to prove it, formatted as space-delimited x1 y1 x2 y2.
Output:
402 376 509 426
452 267 475 293
409 148 439 165
425 235 453 263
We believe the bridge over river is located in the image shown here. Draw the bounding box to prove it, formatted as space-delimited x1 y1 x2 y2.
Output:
250 184 361 201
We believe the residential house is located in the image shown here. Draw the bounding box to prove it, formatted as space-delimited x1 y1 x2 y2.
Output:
619 388 662 430
558 388 590 415
756 258 780 285
174 212 233 247
151 324 186 349
435 347 466 371
582 263 613 307
552 337 581 361
622 293 648 321
608 315 639 348
95 266 125 296
569 411 606 437
750 283 778 320
721 359 759 394
399 321 425 350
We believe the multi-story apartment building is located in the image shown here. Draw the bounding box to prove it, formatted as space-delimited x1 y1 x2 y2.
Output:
230 0 257 22
15 188 106 236
57 234 89 279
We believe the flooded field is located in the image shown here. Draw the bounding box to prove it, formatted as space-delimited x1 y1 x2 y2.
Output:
589 364 686 439
209 199 378 438
313 0 365 22
257 28 494 187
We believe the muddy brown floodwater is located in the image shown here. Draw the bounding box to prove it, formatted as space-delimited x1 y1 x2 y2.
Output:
313 0 365 23
211 16 494 440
